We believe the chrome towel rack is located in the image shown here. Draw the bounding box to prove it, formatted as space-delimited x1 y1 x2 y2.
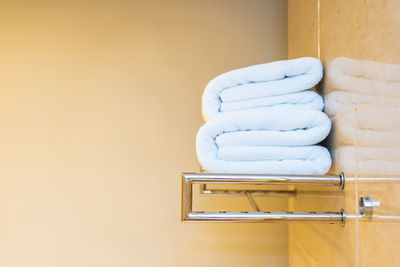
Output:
181 172 346 225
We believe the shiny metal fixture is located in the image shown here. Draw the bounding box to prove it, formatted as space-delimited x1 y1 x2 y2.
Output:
359 196 380 218
181 172 346 224
200 184 297 197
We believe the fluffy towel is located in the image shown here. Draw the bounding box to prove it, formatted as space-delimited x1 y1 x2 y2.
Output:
196 106 332 174
202 57 323 120
219 91 324 113
324 57 400 116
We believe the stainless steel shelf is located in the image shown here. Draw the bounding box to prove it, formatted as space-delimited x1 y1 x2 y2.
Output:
181 172 346 224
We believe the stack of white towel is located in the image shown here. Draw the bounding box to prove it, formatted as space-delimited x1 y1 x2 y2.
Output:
324 57 400 176
196 57 332 175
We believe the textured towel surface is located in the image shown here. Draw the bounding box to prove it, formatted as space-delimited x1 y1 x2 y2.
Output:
196 106 331 174
202 57 323 120
220 91 324 113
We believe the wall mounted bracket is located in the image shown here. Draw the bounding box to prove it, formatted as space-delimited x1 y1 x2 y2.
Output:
181 172 346 225
359 196 380 218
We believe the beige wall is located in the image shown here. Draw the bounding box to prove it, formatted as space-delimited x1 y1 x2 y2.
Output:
287 0 318 59
288 1 400 266
0 1 288 267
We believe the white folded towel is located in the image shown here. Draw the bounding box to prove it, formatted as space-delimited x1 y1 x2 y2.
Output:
202 57 323 120
220 91 324 113
196 106 332 174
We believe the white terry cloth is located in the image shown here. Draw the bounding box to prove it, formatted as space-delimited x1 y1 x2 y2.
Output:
196 106 332 174
204 145 331 175
331 146 400 177
221 91 324 113
325 57 400 96
202 57 323 120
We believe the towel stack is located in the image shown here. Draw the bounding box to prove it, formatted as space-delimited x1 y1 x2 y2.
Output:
324 57 400 176
196 57 332 175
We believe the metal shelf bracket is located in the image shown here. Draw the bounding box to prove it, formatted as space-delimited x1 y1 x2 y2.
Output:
181 172 346 225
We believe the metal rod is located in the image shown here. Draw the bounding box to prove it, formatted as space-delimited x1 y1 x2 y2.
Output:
183 172 344 187
181 175 193 221
186 211 345 224
181 172 346 224
245 192 260 212
202 188 297 197
200 184 297 197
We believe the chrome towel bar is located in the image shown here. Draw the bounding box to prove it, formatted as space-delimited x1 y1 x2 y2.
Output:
186 211 345 223
181 172 346 225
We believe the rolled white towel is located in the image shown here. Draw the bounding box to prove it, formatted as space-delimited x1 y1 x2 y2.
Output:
196 106 332 174
221 91 324 113
202 57 323 121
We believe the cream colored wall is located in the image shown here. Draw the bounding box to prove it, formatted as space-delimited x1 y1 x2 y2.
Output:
0 1 288 267
288 1 400 266
287 0 318 59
